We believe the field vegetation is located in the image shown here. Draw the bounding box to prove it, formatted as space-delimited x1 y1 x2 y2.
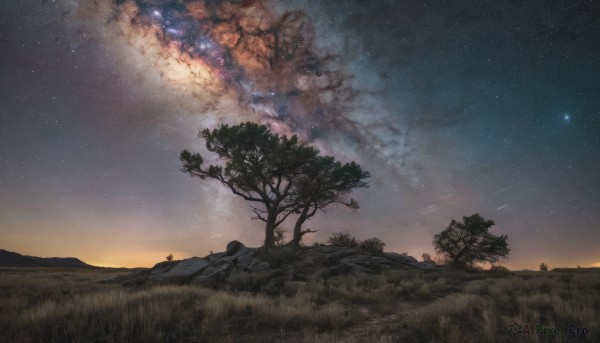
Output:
1 266 598 342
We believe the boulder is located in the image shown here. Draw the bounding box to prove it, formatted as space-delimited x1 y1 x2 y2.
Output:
215 255 237 264
148 261 178 280
208 252 227 262
249 261 270 272
226 240 244 256
110 244 436 290
384 252 434 270
385 252 417 264
192 263 233 286
148 257 209 282
234 247 254 258
192 270 226 287
162 258 209 278
416 262 436 270
236 253 254 266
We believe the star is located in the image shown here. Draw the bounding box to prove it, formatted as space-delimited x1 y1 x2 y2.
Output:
562 112 571 122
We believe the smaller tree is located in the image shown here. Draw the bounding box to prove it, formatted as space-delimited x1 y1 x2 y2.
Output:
539 263 549 271
288 157 370 247
433 213 510 269
166 253 174 262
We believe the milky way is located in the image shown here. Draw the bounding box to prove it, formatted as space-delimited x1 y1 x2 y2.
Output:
81 0 410 176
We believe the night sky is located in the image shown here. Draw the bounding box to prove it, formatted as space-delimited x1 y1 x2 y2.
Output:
1 0 599 269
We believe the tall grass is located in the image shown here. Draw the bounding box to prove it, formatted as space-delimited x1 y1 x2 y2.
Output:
407 271 600 342
1 266 599 342
0 268 357 342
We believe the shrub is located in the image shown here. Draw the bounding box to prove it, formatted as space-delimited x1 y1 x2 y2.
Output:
489 265 509 273
540 263 549 271
421 253 437 265
358 237 385 255
327 232 359 248
274 227 287 247
166 253 174 262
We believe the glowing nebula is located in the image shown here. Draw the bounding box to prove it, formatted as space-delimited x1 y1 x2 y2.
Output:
77 0 411 173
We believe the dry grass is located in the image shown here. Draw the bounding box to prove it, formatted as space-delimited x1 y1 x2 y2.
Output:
1 267 598 342
0 268 357 342
407 270 600 343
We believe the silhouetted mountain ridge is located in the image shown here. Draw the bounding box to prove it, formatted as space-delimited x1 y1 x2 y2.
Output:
0 249 92 268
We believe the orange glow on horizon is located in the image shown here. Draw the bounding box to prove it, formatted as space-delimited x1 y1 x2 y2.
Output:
85 250 195 269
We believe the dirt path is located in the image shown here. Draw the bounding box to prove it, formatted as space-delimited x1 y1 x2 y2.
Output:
348 301 417 340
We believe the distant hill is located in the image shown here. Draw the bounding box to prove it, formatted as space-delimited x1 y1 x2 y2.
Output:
0 249 92 268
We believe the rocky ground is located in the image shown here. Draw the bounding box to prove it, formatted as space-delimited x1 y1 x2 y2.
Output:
109 241 435 292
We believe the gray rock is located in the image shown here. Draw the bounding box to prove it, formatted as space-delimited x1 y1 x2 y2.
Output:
148 261 178 279
236 253 254 264
113 244 438 289
192 270 226 286
385 252 419 265
249 261 270 272
208 252 227 262
215 255 237 264
162 257 209 278
314 245 348 253
414 262 436 270
192 261 233 286
226 240 244 256
148 258 209 282
234 247 254 258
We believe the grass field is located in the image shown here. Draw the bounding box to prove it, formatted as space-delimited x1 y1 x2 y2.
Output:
0 266 598 342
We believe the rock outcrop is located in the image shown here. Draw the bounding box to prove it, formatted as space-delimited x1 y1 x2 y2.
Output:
110 242 436 290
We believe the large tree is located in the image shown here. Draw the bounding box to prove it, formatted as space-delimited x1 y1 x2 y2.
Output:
180 122 318 248
433 213 510 268
287 156 370 247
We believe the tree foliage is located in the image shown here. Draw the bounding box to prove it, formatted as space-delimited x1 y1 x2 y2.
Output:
433 213 510 269
180 122 369 249
287 156 370 247
180 122 318 248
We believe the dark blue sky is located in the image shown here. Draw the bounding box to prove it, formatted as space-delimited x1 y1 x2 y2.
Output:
1 0 599 268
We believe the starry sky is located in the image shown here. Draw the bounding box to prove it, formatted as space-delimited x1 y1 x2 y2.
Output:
1 0 599 269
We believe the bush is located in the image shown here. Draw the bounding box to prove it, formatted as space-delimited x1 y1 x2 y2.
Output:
489 265 509 273
327 232 359 248
274 227 287 247
421 253 437 265
166 253 174 262
540 263 548 271
358 237 385 255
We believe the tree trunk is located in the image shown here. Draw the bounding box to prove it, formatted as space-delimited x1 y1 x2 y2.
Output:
264 212 277 249
290 205 310 248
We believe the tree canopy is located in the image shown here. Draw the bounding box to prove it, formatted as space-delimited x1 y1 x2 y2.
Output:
287 156 370 247
180 122 369 248
433 213 510 268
